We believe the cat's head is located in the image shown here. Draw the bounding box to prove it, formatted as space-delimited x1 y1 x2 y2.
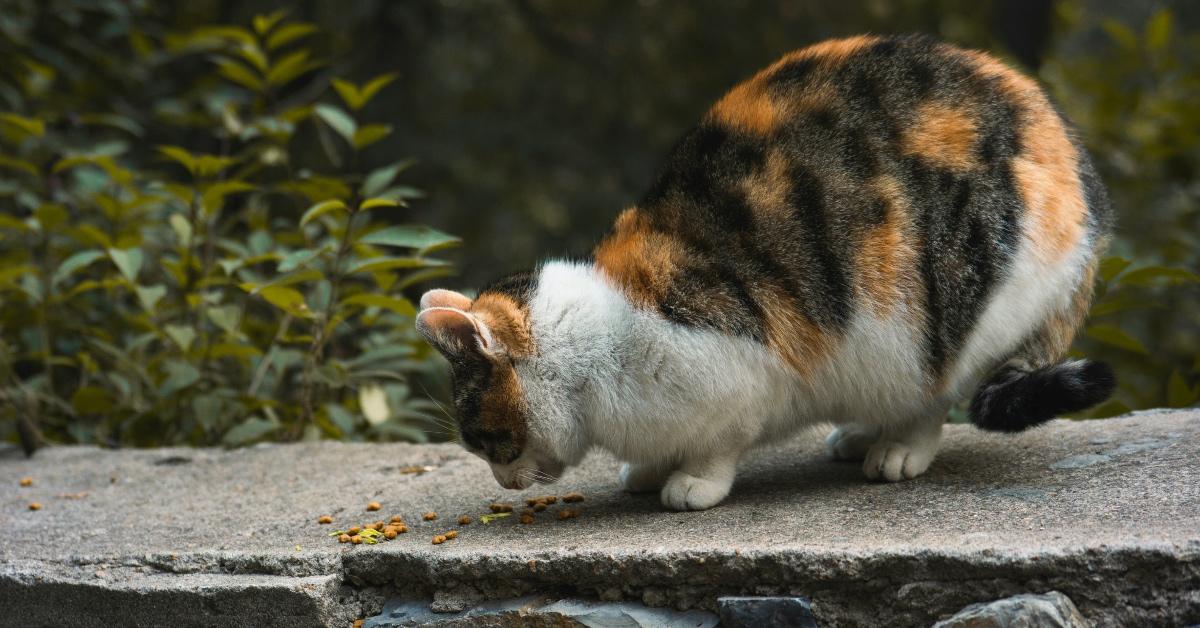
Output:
415 285 569 490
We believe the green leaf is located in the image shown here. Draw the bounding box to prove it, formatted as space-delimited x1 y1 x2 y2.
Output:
1098 256 1130 283
1145 8 1171 51
358 73 398 105
361 159 416 197
164 324 197 351
348 256 445 275
1117 265 1200 287
158 145 197 175
35 204 69 230
359 197 401 211
0 155 39 177
332 73 397 111
136 285 167 311
313 103 357 143
223 416 279 446
325 403 357 436
1089 291 1157 317
170 214 193 246
207 305 241 334
214 58 264 92
340 294 417 317
357 225 461 252
0 113 44 138
159 360 201 396
1166 370 1198 408
1102 20 1138 50
266 22 317 50
52 250 105 286
300 199 349 226
78 113 145 137
71 386 114 415
201 181 255 214
266 50 320 87
253 10 288 35
108 247 144 282
256 285 312 317
1085 325 1148 354
277 246 328 272
352 124 393 149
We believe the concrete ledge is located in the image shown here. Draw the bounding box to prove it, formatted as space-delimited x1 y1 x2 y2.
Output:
2 409 1198 627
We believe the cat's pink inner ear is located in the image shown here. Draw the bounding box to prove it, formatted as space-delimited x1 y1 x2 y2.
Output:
419 289 473 311
416 307 489 355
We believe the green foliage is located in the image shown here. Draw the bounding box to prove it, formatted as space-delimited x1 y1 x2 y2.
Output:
1043 3 1200 416
0 5 453 448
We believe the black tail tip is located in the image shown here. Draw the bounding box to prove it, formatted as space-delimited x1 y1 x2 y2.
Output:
969 359 1117 433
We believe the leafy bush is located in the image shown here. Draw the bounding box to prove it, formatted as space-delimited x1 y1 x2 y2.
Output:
1043 5 1200 414
0 5 453 450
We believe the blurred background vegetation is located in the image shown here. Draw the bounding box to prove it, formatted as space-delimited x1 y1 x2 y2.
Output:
1 0 1196 450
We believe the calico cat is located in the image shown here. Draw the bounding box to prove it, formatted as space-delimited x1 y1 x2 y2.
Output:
415 34 1115 511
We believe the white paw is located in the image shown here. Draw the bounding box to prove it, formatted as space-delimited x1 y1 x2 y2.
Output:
619 463 670 493
863 441 934 482
660 471 731 511
826 426 878 461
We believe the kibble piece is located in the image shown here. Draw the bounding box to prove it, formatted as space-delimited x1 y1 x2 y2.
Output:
458 515 471 525
353 619 364 628
432 535 446 545
366 501 381 512
563 492 584 503
525 498 540 507
338 534 351 543
318 515 333 524
533 503 547 512
350 535 362 544
557 508 579 520
423 511 437 521
389 515 404 524
384 529 398 540
520 508 536 517
542 495 557 504
397 525 408 534
489 503 513 513
19 477 32 487
520 514 535 524
28 502 41 511
444 530 458 539
347 526 361 535
371 521 385 531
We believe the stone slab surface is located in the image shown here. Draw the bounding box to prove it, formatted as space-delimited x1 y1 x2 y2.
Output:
1 409 1198 627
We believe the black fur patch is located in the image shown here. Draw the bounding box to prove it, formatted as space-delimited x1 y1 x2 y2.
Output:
969 360 1116 432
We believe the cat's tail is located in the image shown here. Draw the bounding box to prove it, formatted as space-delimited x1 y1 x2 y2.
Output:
968 359 1116 432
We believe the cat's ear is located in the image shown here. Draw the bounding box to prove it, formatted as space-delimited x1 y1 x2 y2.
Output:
419 289 473 311
416 307 494 358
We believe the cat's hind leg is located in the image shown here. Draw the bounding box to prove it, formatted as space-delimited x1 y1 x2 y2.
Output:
862 410 945 482
619 461 673 493
825 423 881 461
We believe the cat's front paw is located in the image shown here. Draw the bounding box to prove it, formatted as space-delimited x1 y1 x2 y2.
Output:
863 441 934 482
619 462 670 493
660 471 731 511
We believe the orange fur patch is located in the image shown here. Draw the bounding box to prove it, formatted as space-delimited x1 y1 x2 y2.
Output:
708 36 877 136
754 286 833 378
471 294 534 358
902 101 979 171
857 175 921 319
478 363 528 447
961 49 1086 263
594 208 684 308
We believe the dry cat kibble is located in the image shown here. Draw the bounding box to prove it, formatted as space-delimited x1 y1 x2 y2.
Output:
489 503 513 513
444 530 458 539
423 511 437 521
432 534 446 545
318 515 333 524
366 501 381 512
562 492 585 503
557 509 580 520
350 535 362 544
520 513 535 524
384 529 398 540
389 515 404 524
347 526 361 535
338 534 351 543
28 502 41 511
19 477 32 487
458 515 471 525
533 503 547 512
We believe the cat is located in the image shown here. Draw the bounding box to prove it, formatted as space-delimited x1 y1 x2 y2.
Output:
414 34 1115 511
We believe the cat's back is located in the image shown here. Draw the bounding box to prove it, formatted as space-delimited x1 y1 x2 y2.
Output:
595 34 1110 388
